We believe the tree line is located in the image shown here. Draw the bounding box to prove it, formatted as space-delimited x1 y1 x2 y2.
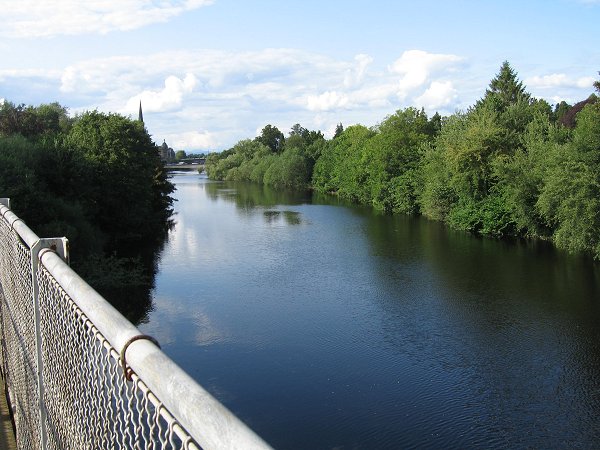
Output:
206 62 600 259
0 101 174 320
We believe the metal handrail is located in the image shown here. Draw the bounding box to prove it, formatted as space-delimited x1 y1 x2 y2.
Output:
0 200 272 449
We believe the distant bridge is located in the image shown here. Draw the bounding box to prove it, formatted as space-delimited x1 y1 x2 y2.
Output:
164 163 204 171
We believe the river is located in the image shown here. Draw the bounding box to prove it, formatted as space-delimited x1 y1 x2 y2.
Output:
139 171 600 449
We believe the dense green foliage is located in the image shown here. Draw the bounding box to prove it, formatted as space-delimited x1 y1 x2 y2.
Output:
207 62 600 259
0 101 174 318
206 123 325 191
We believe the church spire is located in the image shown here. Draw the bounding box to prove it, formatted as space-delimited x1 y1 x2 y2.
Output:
138 100 144 123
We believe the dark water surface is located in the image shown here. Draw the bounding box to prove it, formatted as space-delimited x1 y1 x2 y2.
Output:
141 172 600 449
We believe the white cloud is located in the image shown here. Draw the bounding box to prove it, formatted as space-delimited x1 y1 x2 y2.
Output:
166 130 219 150
3 48 475 150
306 50 463 112
351 83 398 108
56 49 354 116
415 81 458 110
549 95 567 104
60 49 460 114
0 0 214 38
126 73 198 112
389 50 463 97
526 73 595 89
1 68 62 80
343 54 373 88
306 91 350 111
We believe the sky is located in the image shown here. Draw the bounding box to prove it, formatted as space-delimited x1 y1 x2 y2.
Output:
1 0 599 152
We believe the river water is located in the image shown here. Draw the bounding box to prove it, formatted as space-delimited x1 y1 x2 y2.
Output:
140 171 600 449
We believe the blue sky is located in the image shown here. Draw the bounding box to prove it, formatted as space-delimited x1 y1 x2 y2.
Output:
1 0 599 151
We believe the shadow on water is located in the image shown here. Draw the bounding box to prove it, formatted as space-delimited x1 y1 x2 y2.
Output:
108 235 169 325
360 211 600 448
73 218 171 326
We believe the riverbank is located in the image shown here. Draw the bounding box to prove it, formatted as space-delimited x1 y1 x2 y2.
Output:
206 66 600 260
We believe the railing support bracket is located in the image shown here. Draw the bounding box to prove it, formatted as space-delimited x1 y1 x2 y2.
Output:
30 237 69 450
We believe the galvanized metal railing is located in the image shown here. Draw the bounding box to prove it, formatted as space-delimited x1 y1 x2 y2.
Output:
0 199 272 450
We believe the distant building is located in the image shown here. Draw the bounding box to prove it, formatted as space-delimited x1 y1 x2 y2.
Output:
138 101 176 163
159 140 175 162
138 100 144 123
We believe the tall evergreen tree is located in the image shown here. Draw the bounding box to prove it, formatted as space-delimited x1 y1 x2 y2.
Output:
480 61 530 111
334 123 344 138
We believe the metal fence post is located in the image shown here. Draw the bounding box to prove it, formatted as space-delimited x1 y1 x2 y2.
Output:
30 238 69 450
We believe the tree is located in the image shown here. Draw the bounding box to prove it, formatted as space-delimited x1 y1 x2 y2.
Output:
537 103 600 257
0 102 176 317
264 148 311 190
559 95 597 128
175 150 187 160
312 125 374 198
425 112 443 137
492 112 565 237
33 102 71 134
334 123 344 139
289 123 309 139
0 101 17 136
256 124 285 153
553 101 571 123
364 107 432 213
424 105 511 234
285 124 325 163
0 101 71 138
65 111 174 250
479 61 530 112
285 124 310 152
419 144 457 221
235 139 267 160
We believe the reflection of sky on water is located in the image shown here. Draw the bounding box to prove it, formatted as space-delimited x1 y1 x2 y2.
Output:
142 171 600 450
165 177 307 271
141 294 229 347
146 173 312 349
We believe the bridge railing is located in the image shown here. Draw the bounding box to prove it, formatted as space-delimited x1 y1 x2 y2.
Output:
0 199 271 450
